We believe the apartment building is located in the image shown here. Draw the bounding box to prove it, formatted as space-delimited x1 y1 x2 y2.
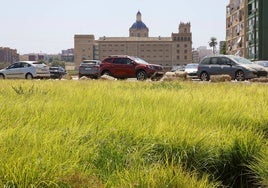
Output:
0 47 19 63
247 0 268 60
74 11 192 68
226 0 247 57
226 0 268 60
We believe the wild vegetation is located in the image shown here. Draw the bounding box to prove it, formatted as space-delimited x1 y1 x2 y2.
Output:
0 80 267 187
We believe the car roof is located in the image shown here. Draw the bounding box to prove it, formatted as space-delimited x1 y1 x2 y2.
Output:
13 61 38 64
107 55 133 58
82 60 100 62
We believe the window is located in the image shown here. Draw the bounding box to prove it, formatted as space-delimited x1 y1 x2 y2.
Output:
125 58 133 65
105 58 113 63
211 57 218 64
201 57 210 65
220 57 233 65
113 58 123 64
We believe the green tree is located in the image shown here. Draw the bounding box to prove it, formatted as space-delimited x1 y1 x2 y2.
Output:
209 37 218 54
220 41 226 55
51 60 66 68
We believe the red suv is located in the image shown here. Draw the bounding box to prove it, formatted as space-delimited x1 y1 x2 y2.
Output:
100 55 163 80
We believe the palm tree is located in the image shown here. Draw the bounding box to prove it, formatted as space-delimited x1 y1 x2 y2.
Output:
209 37 218 54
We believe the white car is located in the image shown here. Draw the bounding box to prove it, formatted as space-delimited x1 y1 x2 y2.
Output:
0 61 50 79
184 63 198 77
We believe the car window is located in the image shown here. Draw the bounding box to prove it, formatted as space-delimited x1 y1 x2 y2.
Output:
113 58 124 64
200 57 210 65
220 57 234 65
103 58 112 63
32 62 43 64
8 63 20 69
124 58 133 65
21 63 30 68
211 57 218 65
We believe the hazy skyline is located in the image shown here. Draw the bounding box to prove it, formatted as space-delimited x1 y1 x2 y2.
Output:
1 0 229 54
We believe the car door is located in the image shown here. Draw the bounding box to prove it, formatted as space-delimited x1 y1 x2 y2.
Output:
207 57 221 75
5 63 23 78
218 57 236 78
112 58 135 78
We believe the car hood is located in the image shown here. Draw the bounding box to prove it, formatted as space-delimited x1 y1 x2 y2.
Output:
239 64 267 71
0 68 7 72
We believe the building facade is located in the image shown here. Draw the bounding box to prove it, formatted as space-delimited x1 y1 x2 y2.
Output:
247 0 268 60
226 0 247 57
0 47 19 63
226 0 268 60
74 12 192 68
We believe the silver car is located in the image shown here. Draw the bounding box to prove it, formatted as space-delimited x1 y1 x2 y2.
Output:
197 55 267 81
254 60 268 72
0 61 50 79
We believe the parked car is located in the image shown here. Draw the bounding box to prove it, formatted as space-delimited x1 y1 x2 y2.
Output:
254 60 268 72
184 63 198 77
78 60 101 79
100 55 164 80
49 66 66 79
0 61 50 79
197 55 267 81
171 65 185 72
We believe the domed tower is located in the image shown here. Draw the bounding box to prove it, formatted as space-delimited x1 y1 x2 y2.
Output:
129 11 149 37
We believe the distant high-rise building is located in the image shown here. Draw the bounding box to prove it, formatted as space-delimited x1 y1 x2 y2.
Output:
74 11 193 68
0 47 19 63
61 48 74 62
226 0 268 60
226 0 247 57
246 0 268 60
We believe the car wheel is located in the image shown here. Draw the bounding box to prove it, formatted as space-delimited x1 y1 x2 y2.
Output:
102 70 111 76
235 70 245 81
0 74 5 79
136 70 147 80
25 73 33 80
200 72 209 81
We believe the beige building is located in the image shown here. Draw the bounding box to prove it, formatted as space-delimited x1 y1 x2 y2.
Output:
74 11 192 68
226 0 247 57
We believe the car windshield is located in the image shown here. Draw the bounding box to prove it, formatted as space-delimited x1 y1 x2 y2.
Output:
50 67 59 70
32 62 44 64
231 56 252 64
132 57 149 64
82 60 99 64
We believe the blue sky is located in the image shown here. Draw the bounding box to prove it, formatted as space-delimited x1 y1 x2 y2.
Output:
1 0 229 54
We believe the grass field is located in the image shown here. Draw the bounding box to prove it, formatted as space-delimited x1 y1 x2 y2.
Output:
0 80 267 187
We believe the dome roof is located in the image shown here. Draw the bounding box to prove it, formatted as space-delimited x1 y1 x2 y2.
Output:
130 11 148 30
130 21 148 30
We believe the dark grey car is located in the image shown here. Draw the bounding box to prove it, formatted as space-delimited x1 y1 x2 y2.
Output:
197 55 267 81
78 60 101 79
